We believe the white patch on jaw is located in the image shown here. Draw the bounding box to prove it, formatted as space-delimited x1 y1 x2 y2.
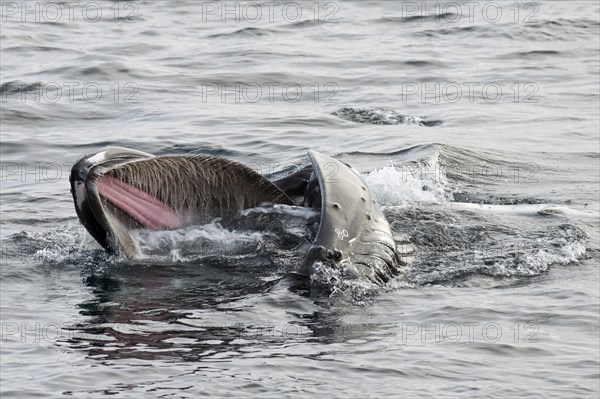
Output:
87 147 155 167
87 151 109 164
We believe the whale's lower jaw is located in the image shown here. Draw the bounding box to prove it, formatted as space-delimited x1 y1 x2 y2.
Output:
297 151 405 286
70 147 406 286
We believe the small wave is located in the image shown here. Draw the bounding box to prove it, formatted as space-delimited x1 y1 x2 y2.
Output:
0 80 43 94
374 13 459 24
503 50 563 59
415 25 481 38
332 107 442 126
280 19 330 29
208 27 274 38
0 108 48 123
402 60 443 67
3 45 79 54
518 50 562 56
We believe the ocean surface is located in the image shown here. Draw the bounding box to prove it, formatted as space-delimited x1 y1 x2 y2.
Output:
1 1 599 397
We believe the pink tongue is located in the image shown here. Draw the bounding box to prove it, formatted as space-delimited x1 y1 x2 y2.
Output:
96 176 182 230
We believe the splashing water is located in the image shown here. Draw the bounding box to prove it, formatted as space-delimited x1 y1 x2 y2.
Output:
363 161 453 207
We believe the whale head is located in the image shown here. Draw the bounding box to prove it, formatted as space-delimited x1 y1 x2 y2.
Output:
70 147 410 287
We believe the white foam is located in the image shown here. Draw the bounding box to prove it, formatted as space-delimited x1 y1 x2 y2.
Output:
131 221 264 260
487 240 587 277
363 162 452 207
31 223 91 263
518 241 586 275
134 222 262 243
240 204 319 218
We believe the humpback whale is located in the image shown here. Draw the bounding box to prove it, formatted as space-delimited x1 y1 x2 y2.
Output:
70 147 409 286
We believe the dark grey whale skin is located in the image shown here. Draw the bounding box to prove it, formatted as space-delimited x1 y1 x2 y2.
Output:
301 151 403 286
71 148 405 286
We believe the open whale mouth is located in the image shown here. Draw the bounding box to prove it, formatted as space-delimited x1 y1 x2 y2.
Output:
70 147 294 258
70 146 409 286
